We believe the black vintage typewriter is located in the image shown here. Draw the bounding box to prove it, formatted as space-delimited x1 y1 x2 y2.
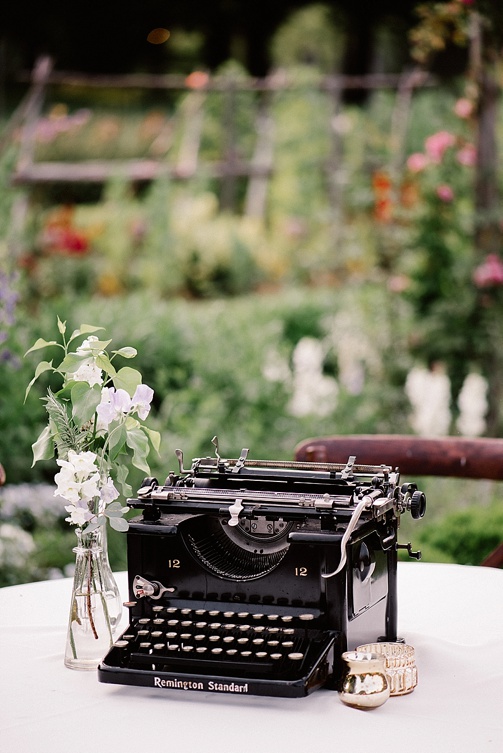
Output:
98 438 426 697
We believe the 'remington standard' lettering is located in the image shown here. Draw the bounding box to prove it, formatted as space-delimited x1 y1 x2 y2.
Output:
153 677 249 693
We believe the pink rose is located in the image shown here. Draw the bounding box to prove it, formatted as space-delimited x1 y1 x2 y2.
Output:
436 184 454 202
406 152 429 173
473 254 503 288
454 98 473 119
456 143 476 166
425 131 456 163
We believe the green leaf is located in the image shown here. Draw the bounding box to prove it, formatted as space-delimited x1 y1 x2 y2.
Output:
114 367 142 397
71 382 102 426
126 427 151 474
109 516 129 532
58 352 87 374
68 324 105 345
96 353 117 377
144 426 161 455
115 463 132 497
57 317 66 335
24 360 54 402
32 425 54 465
107 422 127 459
112 347 137 359
24 338 58 356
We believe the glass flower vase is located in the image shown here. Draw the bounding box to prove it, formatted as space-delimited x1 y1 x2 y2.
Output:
64 528 118 670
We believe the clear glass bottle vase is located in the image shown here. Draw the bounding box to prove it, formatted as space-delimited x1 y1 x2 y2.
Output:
64 527 121 670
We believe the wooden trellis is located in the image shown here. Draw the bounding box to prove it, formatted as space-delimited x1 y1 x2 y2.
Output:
7 56 434 218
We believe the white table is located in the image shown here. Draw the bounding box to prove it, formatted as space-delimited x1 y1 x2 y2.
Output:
1 563 502 753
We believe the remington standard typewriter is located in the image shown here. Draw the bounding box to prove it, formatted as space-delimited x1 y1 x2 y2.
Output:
98 439 426 697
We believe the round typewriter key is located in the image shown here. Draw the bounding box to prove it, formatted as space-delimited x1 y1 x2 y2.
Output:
208 610 219 617
166 606 177 613
238 624 251 631
182 645 194 652
167 632 177 639
194 634 206 641
223 611 235 618
180 608 192 615
153 643 165 651
267 640 279 647
226 649 238 656
114 640 129 648
252 613 264 620
209 634 220 642
153 618 165 625
123 601 136 608
270 653 283 660
299 613 315 621
194 609 206 616
267 615 279 621
181 620 192 627
288 652 304 661
209 622 221 630
180 633 191 640
168 644 179 651
152 605 164 612
268 627 280 634
195 621 207 628
151 631 163 639
252 638 265 645
137 629 149 636
283 641 294 648
237 612 249 619
122 634 135 640
253 625 266 633
167 619 179 626
139 642 151 649
237 637 249 645
138 618 151 624
223 636 235 643
241 650 252 657
283 628 295 634
281 615 293 623
196 646 208 653
256 651 267 658
211 647 223 655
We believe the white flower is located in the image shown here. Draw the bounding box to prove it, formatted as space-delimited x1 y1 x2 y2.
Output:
66 450 98 478
131 383 154 420
80 473 101 502
76 335 100 356
64 503 93 527
100 476 120 505
72 360 103 387
96 387 133 429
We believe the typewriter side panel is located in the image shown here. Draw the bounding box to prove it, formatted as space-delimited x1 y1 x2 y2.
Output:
344 523 399 650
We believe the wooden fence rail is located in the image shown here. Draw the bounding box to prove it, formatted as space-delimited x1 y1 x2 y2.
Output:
6 56 435 218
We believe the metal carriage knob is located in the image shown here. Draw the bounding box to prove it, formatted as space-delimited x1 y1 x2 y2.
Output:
133 575 176 600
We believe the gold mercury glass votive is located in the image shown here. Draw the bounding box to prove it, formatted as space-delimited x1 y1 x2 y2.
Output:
356 643 418 696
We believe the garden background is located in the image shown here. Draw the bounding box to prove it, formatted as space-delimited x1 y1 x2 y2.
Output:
1 1 503 585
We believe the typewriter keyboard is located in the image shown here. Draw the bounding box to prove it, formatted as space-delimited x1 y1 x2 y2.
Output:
100 602 339 697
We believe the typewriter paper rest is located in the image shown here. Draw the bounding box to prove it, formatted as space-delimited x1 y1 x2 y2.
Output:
98 439 426 698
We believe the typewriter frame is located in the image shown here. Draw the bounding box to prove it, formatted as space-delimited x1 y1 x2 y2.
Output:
98 447 425 697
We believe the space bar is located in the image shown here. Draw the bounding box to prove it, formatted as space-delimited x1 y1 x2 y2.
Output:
131 651 274 674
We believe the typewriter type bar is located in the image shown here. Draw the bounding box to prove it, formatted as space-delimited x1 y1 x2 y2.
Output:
98 441 426 698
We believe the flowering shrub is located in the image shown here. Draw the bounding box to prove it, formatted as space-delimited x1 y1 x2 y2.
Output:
25 319 160 532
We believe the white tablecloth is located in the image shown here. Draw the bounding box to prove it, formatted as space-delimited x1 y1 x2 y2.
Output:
1 563 502 753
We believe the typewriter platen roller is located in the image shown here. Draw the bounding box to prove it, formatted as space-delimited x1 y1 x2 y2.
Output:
98 439 426 698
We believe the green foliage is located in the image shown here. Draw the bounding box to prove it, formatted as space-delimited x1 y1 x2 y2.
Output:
413 502 503 567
